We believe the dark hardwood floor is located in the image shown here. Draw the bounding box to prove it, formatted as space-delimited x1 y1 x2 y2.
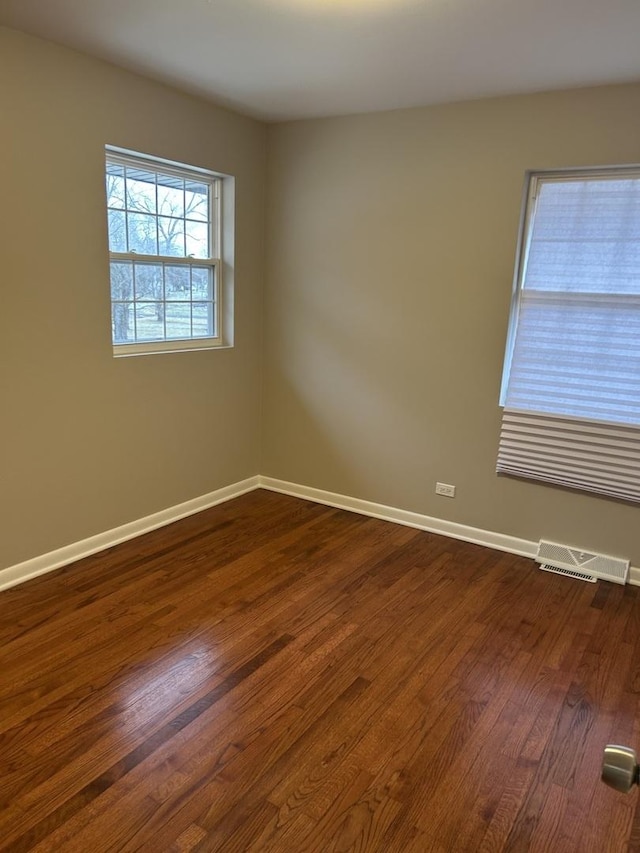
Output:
1 489 639 852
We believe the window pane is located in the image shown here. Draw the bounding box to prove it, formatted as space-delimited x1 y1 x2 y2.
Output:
128 213 158 255
157 174 184 219
112 302 133 343
527 178 640 296
191 266 213 300
508 296 640 423
192 302 214 337
165 303 192 339
165 265 190 300
135 302 164 340
185 181 209 221
526 240 640 294
503 169 640 427
186 220 209 258
126 168 157 213
108 210 127 252
110 261 133 301
158 217 185 256
106 164 125 209
134 263 163 301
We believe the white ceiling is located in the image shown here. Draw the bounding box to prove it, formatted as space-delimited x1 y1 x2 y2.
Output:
1 0 640 122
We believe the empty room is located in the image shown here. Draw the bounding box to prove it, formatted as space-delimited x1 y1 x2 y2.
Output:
1 0 640 850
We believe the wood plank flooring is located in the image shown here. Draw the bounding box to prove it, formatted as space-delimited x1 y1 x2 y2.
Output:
1 489 639 852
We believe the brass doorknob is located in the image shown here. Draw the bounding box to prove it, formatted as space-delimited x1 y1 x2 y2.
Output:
602 745 639 793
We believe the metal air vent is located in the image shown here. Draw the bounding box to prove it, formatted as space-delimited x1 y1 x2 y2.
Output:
536 540 629 585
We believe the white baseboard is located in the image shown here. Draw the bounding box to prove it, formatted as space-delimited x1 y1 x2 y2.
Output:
0 476 260 593
3 473 638 592
259 477 640 587
258 477 537 557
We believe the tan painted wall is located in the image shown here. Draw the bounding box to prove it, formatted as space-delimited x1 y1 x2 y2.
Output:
0 27 266 569
2 24 638 574
264 84 640 565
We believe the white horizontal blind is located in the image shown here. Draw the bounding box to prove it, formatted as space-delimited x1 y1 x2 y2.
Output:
498 169 640 502
497 409 640 501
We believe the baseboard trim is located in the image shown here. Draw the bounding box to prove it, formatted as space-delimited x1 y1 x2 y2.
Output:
259 477 640 586
0 476 261 593
3 473 638 592
258 477 537 557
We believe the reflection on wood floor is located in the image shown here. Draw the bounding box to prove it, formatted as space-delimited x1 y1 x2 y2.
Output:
1 489 639 852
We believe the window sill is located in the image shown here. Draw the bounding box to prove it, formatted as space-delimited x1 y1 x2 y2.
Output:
113 339 232 358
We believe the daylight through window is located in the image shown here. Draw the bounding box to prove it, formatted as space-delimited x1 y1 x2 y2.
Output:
497 166 640 503
106 149 222 355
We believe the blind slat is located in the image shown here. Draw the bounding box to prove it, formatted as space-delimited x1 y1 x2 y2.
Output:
497 410 640 502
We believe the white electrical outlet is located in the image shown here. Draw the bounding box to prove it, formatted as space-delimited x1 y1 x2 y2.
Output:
435 482 456 498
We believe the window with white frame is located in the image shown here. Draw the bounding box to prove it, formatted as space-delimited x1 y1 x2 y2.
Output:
497 166 640 503
106 148 223 355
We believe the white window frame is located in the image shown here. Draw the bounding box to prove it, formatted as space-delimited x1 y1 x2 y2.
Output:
500 163 640 412
106 147 226 357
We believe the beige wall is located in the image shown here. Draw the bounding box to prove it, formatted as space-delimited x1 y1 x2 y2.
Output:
0 27 266 569
2 24 639 576
264 84 640 565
